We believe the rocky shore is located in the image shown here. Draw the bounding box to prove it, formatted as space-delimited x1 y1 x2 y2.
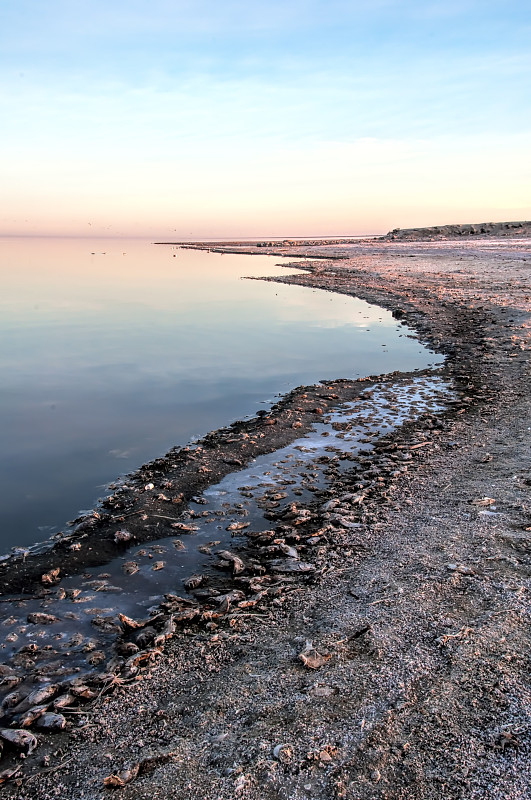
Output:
1 231 530 799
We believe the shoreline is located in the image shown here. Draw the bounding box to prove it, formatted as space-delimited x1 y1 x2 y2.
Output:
0 367 446 595
2 234 530 798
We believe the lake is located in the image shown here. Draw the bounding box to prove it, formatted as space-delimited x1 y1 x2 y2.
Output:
0 237 441 551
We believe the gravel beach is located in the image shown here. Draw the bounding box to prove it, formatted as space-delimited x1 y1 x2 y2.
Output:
2 228 530 799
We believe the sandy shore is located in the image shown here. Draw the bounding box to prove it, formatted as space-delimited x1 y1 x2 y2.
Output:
2 233 531 798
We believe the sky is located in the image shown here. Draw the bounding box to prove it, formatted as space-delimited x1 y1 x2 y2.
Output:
1 0 530 238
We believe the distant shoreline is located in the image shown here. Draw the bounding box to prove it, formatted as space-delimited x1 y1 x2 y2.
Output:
154 219 531 249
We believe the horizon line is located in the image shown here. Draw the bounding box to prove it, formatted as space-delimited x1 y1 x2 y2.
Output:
0 232 384 240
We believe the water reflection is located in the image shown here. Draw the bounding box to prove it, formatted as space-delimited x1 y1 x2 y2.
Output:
0 237 441 549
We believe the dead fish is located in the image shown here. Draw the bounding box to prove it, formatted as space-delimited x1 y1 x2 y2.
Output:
131 627 156 649
0 674 22 689
96 584 123 592
172 539 186 550
184 574 204 590
69 684 97 700
11 654 35 670
93 664 122 681
87 651 106 666
163 592 196 605
19 643 38 654
35 712 66 731
105 659 124 678
247 529 276 542
74 513 101 532
0 765 22 785
27 612 60 625
1 691 24 711
152 561 165 571
12 684 59 714
237 591 267 609
65 588 82 599
124 648 162 675
90 616 121 634
161 615 176 637
19 704 49 727
118 613 143 630
0 728 38 754
292 512 313 525
103 763 139 788
1 617 17 627
214 590 246 614
469 497 496 506
52 693 76 710
226 522 250 532
0 664 22 678
216 550 245 574
118 612 163 631
82 638 100 652
201 608 224 621
279 543 299 559
83 579 109 589
171 523 199 532
218 589 246 604
122 561 140 575
446 563 475 575
154 616 176 647
269 559 315 574
173 608 199 623
41 568 60 585
117 641 139 657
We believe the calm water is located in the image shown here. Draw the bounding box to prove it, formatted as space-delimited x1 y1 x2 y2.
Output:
0 237 441 550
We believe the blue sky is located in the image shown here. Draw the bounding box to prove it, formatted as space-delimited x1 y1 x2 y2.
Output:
1 0 529 236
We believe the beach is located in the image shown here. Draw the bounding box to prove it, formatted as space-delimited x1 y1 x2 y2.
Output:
2 228 531 799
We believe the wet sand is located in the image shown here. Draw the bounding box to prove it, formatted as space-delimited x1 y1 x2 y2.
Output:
2 231 531 798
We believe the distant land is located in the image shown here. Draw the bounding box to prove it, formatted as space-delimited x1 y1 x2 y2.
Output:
156 221 531 250
383 219 531 240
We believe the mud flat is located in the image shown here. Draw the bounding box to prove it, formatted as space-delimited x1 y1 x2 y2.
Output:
1 231 531 799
